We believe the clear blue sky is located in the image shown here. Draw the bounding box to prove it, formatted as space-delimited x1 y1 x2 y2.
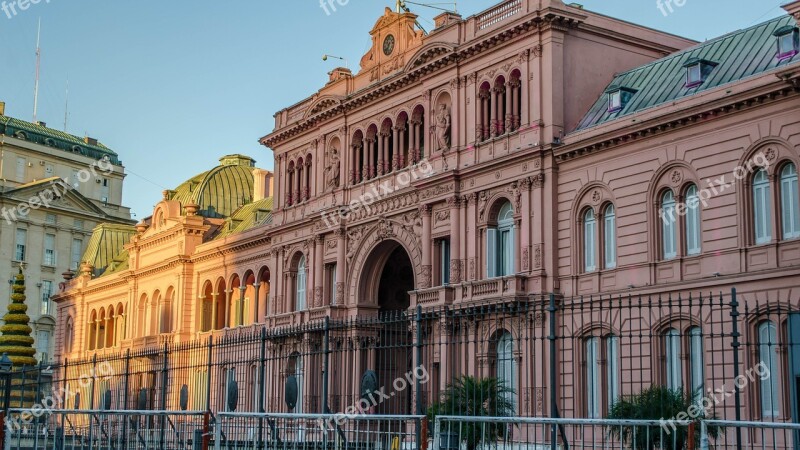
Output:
0 0 787 219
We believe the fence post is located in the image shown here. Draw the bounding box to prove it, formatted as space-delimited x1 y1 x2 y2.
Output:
121 350 130 444
258 327 267 449
87 354 97 449
322 316 330 415
548 293 557 450
160 342 169 448
415 305 423 450
729 288 742 450
205 336 213 412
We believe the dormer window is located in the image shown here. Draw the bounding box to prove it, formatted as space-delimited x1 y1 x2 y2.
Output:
682 58 717 88
605 86 637 113
774 25 799 60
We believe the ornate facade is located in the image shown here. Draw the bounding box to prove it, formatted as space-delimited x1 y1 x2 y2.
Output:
53 0 800 425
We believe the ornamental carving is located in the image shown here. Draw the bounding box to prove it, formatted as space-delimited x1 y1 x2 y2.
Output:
671 170 683 186
531 173 545 189
591 190 601 205
435 210 450 223
522 247 530 271
335 282 345 305
421 265 432 289
534 244 543 269
376 218 396 241
346 227 365 258
421 184 454 200
314 287 323 308
517 49 531 63
532 45 543 57
764 147 777 161
326 239 338 250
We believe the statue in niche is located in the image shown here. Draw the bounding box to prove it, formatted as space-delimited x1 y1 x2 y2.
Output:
435 103 451 151
325 147 341 190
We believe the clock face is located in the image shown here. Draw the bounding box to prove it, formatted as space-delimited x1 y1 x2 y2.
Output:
383 35 395 56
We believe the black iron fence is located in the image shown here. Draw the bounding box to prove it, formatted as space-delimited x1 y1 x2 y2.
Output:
3 289 798 428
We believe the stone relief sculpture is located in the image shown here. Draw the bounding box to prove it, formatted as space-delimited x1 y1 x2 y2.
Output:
435 103 451 151
324 147 341 190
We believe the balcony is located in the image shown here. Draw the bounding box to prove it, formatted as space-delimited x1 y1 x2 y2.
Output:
411 275 529 307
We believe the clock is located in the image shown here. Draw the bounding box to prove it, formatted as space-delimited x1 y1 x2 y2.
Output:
383 34 395 56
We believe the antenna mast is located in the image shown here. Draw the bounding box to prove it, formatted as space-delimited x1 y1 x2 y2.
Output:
33 18 41 123
64 79 69 131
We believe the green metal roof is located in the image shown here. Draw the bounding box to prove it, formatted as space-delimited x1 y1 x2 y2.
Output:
0 115 121 164
575 15 800 132
214 197 273 239
168 155 256 219
82 223 137 276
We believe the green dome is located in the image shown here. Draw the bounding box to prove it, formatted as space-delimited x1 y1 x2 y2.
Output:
168 154 256 219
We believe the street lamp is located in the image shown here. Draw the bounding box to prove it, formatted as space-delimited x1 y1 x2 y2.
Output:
0 352 13 413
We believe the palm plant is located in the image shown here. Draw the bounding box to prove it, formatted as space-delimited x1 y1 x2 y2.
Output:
607 386 722 450
427 376 515 450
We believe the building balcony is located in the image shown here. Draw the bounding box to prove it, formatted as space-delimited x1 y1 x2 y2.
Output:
411 274 529 308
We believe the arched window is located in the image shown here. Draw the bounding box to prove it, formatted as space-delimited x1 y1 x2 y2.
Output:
289 353 304 414
780 163 800 239
664 328 682 390
65 317 74 354
497 332 516 414
754 169 772 244
758 321 780 417
585 336 600 418
661 191 677 259
607 335 619 409
603 205 616 269
689 327 704 401
488 202 515 277
584 208 597 272
296 256 306 311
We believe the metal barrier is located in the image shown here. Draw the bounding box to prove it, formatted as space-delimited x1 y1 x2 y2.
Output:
3 409 209 450
214 412 424 450
702 420 800 450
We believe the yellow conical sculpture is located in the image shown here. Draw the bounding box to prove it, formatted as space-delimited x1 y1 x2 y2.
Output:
0 269 37 366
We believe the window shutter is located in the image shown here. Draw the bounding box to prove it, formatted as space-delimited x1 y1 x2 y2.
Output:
486 229 497 278
506 228 515 275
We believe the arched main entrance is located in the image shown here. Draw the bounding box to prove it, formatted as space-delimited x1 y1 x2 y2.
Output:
358 240 414 415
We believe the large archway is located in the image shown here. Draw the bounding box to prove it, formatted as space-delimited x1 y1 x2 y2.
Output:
358 240 414 415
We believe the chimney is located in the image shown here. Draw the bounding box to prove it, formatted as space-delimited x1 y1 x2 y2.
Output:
252 168 273 202
433 11 461 29
0 102 5 116
84 136 98 146
783 0 800 20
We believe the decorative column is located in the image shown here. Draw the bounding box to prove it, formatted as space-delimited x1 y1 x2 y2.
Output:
392 125 400 172
94 319 102 350
448 196 462 284
275 154 283 209
305 159 313 201
420 205 433 288
521 177 532 272
224 289 233 328
286 165 293 206
351 143 361 184
411 118 421 164
366 136 375 180
397 124 406 168
490 87 498 138
466 193 477 281
314 235 324 308
211 292 219 330
252 284 261 324
238 285 246 326
335 229 346 306
295 165 302 204
510 78 521 130
505 80 514 133
377 130 385 176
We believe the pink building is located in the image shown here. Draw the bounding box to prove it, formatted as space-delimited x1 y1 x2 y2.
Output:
52 0 800 436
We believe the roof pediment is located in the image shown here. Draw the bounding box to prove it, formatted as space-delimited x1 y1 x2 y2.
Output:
2 178 109 217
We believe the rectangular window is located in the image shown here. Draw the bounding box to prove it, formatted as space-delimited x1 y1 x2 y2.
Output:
223 368 237 411
41 280 53 316
439 239 451 285
686 198 702 255
500 229 513 276
43 234 56 266
192 371 208 410
250 365 261 412
584 218 596 272
665 330 683 391
326 263 338 306
486 229 498 278
45 213 57 225
755 177 772 244
781 171 800 239
16 157 26 182
663 212 677 259
759 322 780 417
604 212 616 269
14 228 27 261
36 330 50 363
585 337 600 418
71 238 83 270
608 91 622 112
607 336 620 410
689 328 704 402
74 219 84 230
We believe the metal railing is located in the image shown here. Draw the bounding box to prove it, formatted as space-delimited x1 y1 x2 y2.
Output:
214 412 425 450
3 409 209 450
